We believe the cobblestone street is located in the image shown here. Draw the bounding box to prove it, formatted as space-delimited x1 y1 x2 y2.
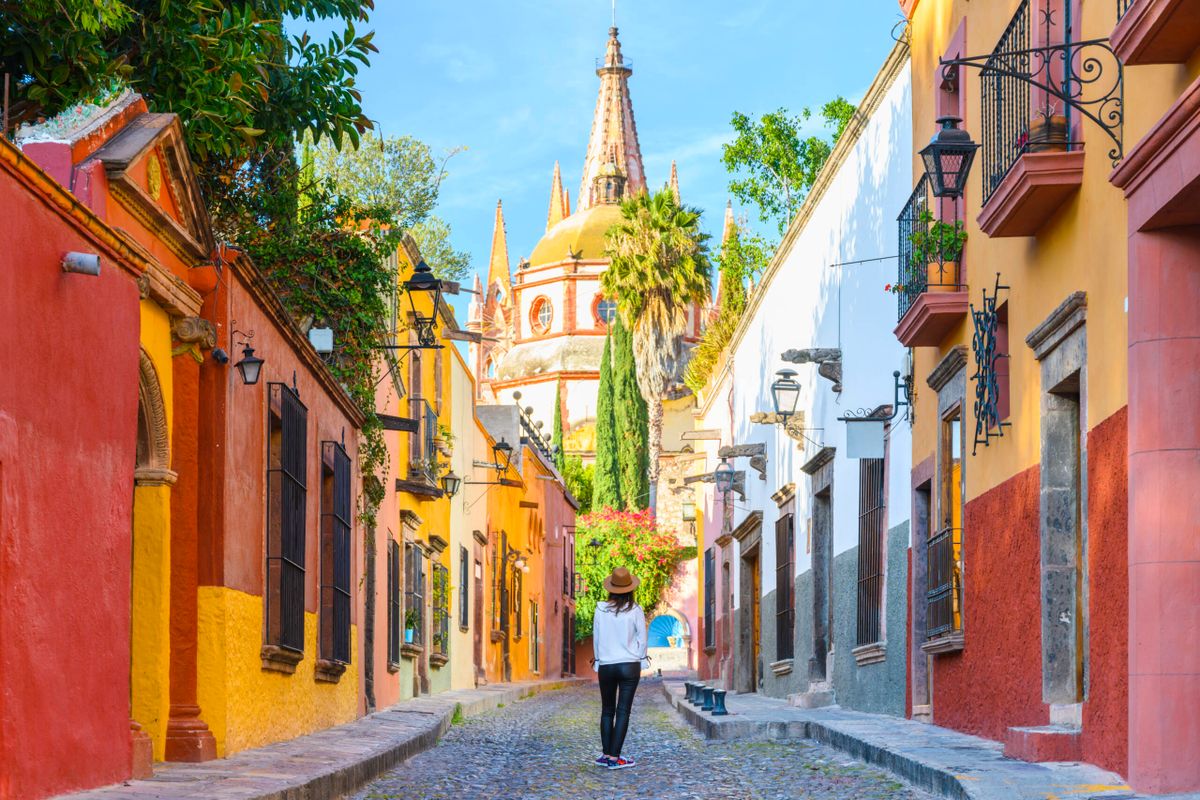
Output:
351 680 931 800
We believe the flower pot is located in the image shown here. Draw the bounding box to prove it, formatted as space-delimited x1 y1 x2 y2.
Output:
405 628 415 644
926 260 959 292
1028 115 1069 153
433 437 452 457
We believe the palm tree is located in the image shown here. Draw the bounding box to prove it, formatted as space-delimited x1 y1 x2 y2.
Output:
602 188 712 513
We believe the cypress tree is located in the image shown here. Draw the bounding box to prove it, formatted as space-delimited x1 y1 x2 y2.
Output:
612 315 650 510
552 380 565 472
592 329 622 510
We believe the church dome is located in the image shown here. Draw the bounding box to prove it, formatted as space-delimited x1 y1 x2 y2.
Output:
528 204 624 267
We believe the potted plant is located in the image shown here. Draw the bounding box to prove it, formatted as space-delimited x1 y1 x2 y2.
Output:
404 609 418 644
909 210 967 292
433 423 455 456
1028 108 1069 153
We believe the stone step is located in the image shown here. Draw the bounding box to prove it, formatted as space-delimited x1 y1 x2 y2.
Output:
1004 724 1082 763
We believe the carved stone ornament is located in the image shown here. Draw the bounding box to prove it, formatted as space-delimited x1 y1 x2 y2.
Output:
135 350 176 487
171 316 217 349
717 442 767 481
136 272 151 300
781 347 843 393
750 410 808 443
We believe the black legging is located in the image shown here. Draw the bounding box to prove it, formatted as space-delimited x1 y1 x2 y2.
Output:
598 661 641 758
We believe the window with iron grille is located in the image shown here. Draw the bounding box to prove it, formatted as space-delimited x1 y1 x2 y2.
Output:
562 611 572 675
405 543 425 646
387 540 400 665
319 441 352 665
459 545 470 631
775 515 795 660
703 548 716 649
856 458 887 647
928 410 964 638
266 383 307 654
432 562 449 656
530 601 539 672
514 569 523 638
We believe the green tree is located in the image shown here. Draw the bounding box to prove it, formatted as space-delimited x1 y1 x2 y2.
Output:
408 217 472 283
722 97 857 233
612 315 649 510
593 330 622 510
561 456 594 516
602 189 712 513
552 381 565 472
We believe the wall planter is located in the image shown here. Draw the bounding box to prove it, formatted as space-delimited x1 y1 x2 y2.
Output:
925 260 961 292
1028 114 1069 153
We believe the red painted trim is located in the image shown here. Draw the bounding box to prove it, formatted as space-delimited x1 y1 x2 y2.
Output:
976 151 1085 238
1111 0 1200 65
893 291 969 347
899 0 920 20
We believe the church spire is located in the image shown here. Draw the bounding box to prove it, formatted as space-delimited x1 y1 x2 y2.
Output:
547 162 567 231
668 160 680 203
721 199 736 243
488 200 511 296
578 26 645 210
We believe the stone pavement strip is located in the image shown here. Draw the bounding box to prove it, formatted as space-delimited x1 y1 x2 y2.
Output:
662 681 1200 800
353 677 935 800
54 678 586 800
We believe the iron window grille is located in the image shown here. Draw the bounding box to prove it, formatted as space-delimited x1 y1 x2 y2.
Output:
562 613 573 675
1116 0 1134 19
266 382 307 654
927 526 963 638
459 545 470 631
856 458 887 647
775 514 796 660
432 563 449 657
405 543 425 646
895 174 947 321
530 601 540 672
513 569 523 638
970 275 1012 453
319 441 352 665
703 548 716 649
387 540 401 665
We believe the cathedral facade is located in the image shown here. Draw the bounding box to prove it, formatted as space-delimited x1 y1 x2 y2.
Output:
467 26 701 459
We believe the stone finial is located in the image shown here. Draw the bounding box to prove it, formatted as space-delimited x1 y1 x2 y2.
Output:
781 347 842 393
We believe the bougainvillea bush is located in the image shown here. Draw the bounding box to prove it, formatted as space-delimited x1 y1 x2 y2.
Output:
574 508 693 641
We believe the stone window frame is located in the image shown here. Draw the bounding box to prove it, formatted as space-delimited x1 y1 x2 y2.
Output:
922 345 968 656
1025 291 1090 716
529 295 553 335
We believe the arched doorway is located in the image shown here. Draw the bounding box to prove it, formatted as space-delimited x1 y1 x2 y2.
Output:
647 607 692 673
131 350 175 774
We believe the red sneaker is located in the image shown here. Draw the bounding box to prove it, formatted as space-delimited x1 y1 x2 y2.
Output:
607 756 636 770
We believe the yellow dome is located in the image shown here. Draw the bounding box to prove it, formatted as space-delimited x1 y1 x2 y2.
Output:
528 204 624 266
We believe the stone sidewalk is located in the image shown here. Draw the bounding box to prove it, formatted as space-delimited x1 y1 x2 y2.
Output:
662 681 1200 800
56 678 587 800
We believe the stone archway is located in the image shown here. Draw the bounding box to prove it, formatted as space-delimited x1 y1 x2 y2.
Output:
647 605 692 673
131 349 176 775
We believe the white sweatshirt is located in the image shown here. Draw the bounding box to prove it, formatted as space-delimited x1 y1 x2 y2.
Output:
592 602 648 667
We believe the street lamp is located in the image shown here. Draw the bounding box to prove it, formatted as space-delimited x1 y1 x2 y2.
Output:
440 470 461 498
235 345 264 385
402 260 444 348
493 438 513 476
714 459 735 495
681 499 697 522
920 116 979 199
770 369 801 422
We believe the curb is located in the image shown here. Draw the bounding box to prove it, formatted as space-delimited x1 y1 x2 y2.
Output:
661 682 969 800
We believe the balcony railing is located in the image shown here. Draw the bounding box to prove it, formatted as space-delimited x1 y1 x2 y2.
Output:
926 526 962 638
896 176 931 321
1116 0 1135 20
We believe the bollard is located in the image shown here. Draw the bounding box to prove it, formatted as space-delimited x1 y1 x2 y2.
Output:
689 683 702 705
711 689 728 716
701 685 715 711
683 682 694 703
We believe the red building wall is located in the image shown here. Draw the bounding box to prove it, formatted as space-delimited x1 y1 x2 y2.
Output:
0 146 142 799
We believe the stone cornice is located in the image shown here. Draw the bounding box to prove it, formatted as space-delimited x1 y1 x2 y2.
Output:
1026 292 1087 361
927 345 968 392
731 511 763 543
801 446 836 476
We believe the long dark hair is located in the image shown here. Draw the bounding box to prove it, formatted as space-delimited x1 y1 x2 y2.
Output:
607 590 636 615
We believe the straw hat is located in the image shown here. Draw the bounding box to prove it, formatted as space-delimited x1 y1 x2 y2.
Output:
603 566 640 594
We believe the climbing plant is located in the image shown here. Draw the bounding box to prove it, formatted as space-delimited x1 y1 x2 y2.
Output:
574 508 693 642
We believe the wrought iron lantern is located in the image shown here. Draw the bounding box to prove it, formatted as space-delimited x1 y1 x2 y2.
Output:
235 345 264 385
714 459 735 495
440 470 461 498
920 116 979 199
402 260 444 348
770 369 801 421
492 438 513 476
681 499 697 522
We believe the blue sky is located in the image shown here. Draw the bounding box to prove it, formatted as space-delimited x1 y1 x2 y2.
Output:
345 1 905 289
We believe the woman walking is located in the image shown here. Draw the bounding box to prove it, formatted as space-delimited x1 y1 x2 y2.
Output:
592 566 648 770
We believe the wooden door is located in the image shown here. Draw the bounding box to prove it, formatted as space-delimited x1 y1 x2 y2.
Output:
750 555 761 691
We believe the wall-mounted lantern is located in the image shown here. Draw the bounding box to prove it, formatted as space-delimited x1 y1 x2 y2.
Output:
920 116 979 200
493 438 513 476
235 346 265 385
440 470 462 498
771 369 802 421
402 260 444 348
714 459 735 496
681 498 697 522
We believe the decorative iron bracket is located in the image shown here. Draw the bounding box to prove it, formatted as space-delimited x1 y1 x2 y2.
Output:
836 370 912 425
970 273 1011 454
941 37 1124 165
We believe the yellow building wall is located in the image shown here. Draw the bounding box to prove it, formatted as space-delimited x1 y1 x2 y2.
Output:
905 0 1161 500
196 587 359 757
130 300 174 761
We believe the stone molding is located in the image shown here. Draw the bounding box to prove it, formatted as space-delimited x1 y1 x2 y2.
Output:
137 350 172 479
921 631 965 655
134 466 178 487
770 658 794 677
927 345 968 392
771 483 796 506
852 642 887 666
1025 292 1087 361
314 659 347 683
781 347 843 393
473 530 489 546
731 511 763 543
800 446 835 476
261 645 303 675
428 534 449 553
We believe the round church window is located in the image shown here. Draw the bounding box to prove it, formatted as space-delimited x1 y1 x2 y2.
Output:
530 296 553 334
595 297 617 326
